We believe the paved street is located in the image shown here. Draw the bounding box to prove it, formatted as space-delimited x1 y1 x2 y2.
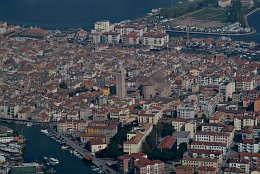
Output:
48 123 117 174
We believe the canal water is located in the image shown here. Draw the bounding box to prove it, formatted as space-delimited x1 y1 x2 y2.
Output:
0 121 96 174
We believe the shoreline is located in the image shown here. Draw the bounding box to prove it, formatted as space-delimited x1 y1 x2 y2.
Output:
0 119 115 174
166 28 256 36
166 7 260 37
244 7 260 28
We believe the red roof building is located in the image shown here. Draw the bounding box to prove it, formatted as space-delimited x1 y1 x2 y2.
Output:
158 135 177 150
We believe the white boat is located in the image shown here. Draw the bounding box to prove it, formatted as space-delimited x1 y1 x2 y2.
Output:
92 168 100 171
61 145 69 150
26 122 32 127
49 157 59 165
40 129 49 134
44 156 59 166
0 147 20 153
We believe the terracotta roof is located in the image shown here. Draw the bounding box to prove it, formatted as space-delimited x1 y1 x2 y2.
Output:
158 136 176 149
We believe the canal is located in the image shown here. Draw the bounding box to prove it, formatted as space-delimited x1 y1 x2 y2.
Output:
0 121 96 174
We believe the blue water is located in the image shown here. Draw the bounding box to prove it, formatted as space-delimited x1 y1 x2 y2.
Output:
0 122 95 174
0 0 173 30
243 11 260 43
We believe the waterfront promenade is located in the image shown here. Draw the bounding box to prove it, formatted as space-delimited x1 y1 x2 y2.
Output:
0 119 117 174
48 123 117 174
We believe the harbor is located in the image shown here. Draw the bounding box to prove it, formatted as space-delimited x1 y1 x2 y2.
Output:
0 121 98 174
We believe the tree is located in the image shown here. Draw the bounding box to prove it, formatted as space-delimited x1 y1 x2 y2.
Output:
155 123 175 138
230 0 242 22
59 81 68 89
201 113 209 123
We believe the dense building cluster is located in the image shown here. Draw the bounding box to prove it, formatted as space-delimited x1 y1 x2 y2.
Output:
0 20 260 174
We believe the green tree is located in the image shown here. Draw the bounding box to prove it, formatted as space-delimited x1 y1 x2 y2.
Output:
230 0 242 22
59 81 68 89
201 113 209 123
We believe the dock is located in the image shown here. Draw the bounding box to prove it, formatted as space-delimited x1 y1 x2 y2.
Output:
48 123 117 174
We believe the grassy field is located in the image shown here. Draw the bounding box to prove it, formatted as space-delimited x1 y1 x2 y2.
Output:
186 8 230 23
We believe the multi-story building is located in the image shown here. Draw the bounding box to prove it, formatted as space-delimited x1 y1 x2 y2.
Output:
219 81 236 101
85 124 118 138
232 152 260 166
184 149 224 162
234 113 258 131
80 134 110 144
175 165 194 174
218 0 232 7
121 32 140 45
201 123 234 140
103 31 121 44
159 117 187 131
229 159 250 173
176 104 199 119
235 77 255 91
0 103 20 119
254 97 260 112
194 131 233 147
143 32 169 47
123 123 153 154
191 141 227 154
137 112 161 125
94 20 110 32
182 157 219 171
57 119 88 132
238 138 260 153
117 153 165 174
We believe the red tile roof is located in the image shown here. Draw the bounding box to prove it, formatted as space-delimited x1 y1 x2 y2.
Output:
158 136 176 149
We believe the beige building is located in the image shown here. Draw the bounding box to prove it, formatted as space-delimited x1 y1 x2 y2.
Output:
137 111 162 125
88 139 108 153
57 119 88 132
185 122 196 139
123 123 153 154
143 32 169 47
191 141 227 154
194 131 233 147
182 157 219 171
234 114 257 131
94 20 110 32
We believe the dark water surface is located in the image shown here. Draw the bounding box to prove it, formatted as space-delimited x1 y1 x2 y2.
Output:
0 0 172 30
0 122 96 174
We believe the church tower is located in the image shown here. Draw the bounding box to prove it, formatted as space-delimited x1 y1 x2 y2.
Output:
116 62 126 99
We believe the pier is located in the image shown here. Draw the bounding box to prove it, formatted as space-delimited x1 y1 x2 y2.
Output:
0 119 117 174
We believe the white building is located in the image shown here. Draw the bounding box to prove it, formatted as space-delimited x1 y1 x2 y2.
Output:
143 32 169 47
103 31 121 44
218 0 232 7
176 104 199 119
238 139 260 153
